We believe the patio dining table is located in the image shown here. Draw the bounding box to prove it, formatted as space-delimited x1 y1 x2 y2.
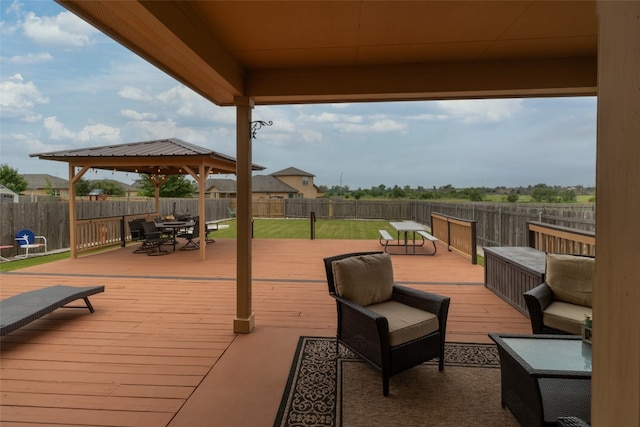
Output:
156 221 195 251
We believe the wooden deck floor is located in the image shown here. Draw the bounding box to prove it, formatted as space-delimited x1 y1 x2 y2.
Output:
0 238 531 427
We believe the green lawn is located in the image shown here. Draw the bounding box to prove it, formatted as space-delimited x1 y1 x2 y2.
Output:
214 218 394 239
1 251 70 272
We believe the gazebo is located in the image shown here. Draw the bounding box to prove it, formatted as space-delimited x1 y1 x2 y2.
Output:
30 138 264 261
53 2 639 424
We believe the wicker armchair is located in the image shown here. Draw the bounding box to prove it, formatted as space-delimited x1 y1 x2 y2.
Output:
323 251 451 396
523 254 594 335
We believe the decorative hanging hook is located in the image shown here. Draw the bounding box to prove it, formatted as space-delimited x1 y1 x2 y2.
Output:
250 120 273 139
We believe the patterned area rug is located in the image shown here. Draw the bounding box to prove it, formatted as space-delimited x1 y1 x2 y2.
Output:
273 337 518 427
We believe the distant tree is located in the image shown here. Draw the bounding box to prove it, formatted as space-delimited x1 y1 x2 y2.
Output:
390 185 406 198
136 174 196 198
0 163 28 193
506 192 519 203
75 179 92 196
91 179 125 196
467 189 483 202
559 189 577 202
44 178 56 197
531 184 559 203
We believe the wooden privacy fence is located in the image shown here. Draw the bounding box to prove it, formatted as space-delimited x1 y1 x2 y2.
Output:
1 197 595 259
527 221 596 256
431 213 478 264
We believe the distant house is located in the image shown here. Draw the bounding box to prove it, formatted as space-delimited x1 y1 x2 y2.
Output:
202 178 238 199
270 167 321 199
200 167 323 200
252 175 299 200
0 184 19 203
23 174 69 199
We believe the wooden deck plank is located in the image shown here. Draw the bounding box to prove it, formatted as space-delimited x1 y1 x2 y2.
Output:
0 238 531 426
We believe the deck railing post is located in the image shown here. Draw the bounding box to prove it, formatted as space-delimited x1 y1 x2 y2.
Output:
120 217 126 247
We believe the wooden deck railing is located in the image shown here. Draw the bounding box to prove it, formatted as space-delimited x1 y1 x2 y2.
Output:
527 221 596 255
431 213 477 264
75 213 157 254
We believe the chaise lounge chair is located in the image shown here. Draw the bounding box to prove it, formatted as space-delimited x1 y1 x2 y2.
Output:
0 285 105 336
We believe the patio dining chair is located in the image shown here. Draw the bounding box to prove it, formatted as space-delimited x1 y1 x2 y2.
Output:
15 229 47 259
323 251 451 396
177 217 200 250
141 221 169 256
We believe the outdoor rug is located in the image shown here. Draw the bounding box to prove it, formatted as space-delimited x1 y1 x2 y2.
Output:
274 337 518 427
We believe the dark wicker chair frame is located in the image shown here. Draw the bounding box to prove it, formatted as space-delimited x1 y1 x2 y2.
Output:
523 283 572 334
323 251 451 396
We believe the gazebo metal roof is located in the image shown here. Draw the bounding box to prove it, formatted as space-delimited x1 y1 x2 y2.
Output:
29 138 265 176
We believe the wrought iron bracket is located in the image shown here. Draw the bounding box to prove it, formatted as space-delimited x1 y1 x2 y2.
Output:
250 120 273 139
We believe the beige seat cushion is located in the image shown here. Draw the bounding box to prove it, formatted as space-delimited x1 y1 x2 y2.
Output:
543 301 592 335
367 300 439 346
332 253 394 307
546 254 594 307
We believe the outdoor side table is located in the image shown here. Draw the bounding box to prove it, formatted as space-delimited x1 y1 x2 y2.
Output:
489 333 591 427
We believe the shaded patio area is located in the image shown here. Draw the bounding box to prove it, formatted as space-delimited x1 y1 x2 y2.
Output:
0 238 530 426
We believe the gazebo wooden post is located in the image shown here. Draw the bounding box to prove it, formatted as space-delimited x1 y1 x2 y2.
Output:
233 96 255 334
154 181 161 216
68 164 77 258
67 164 91 258
198 162 207 261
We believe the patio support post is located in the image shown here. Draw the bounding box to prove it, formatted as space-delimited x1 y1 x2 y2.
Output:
234 96 255 333
592 2 640 425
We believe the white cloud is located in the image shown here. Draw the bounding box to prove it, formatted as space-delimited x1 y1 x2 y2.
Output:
371 119 406 133
435 99 524 123
0 74 49 122
5 52 52 65
76 123 120 143
21 10 98 47
120 109 157 121
118 86 153 102
43 116 75 140
303 112 341 123
156 85 236 124
44 116 120 144
126 118 180 140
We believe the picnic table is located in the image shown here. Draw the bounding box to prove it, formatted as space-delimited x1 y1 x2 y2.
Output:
378 221 438 255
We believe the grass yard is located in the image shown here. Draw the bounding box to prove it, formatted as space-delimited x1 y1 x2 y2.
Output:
213 218 397 240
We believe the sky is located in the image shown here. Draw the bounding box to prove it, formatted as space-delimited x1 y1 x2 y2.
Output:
0 1 597 190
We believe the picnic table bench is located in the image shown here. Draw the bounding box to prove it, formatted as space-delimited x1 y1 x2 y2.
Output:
0 285 105 336
378 229 394 251
417 230 439 254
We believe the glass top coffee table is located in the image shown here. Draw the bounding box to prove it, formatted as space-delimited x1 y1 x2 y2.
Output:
489 333 591 426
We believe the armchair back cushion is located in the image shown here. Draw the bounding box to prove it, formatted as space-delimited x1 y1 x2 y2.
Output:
545 254 594 308
332 252 393 306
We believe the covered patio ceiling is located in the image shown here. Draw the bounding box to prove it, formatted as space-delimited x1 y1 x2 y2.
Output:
58 1 598 106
